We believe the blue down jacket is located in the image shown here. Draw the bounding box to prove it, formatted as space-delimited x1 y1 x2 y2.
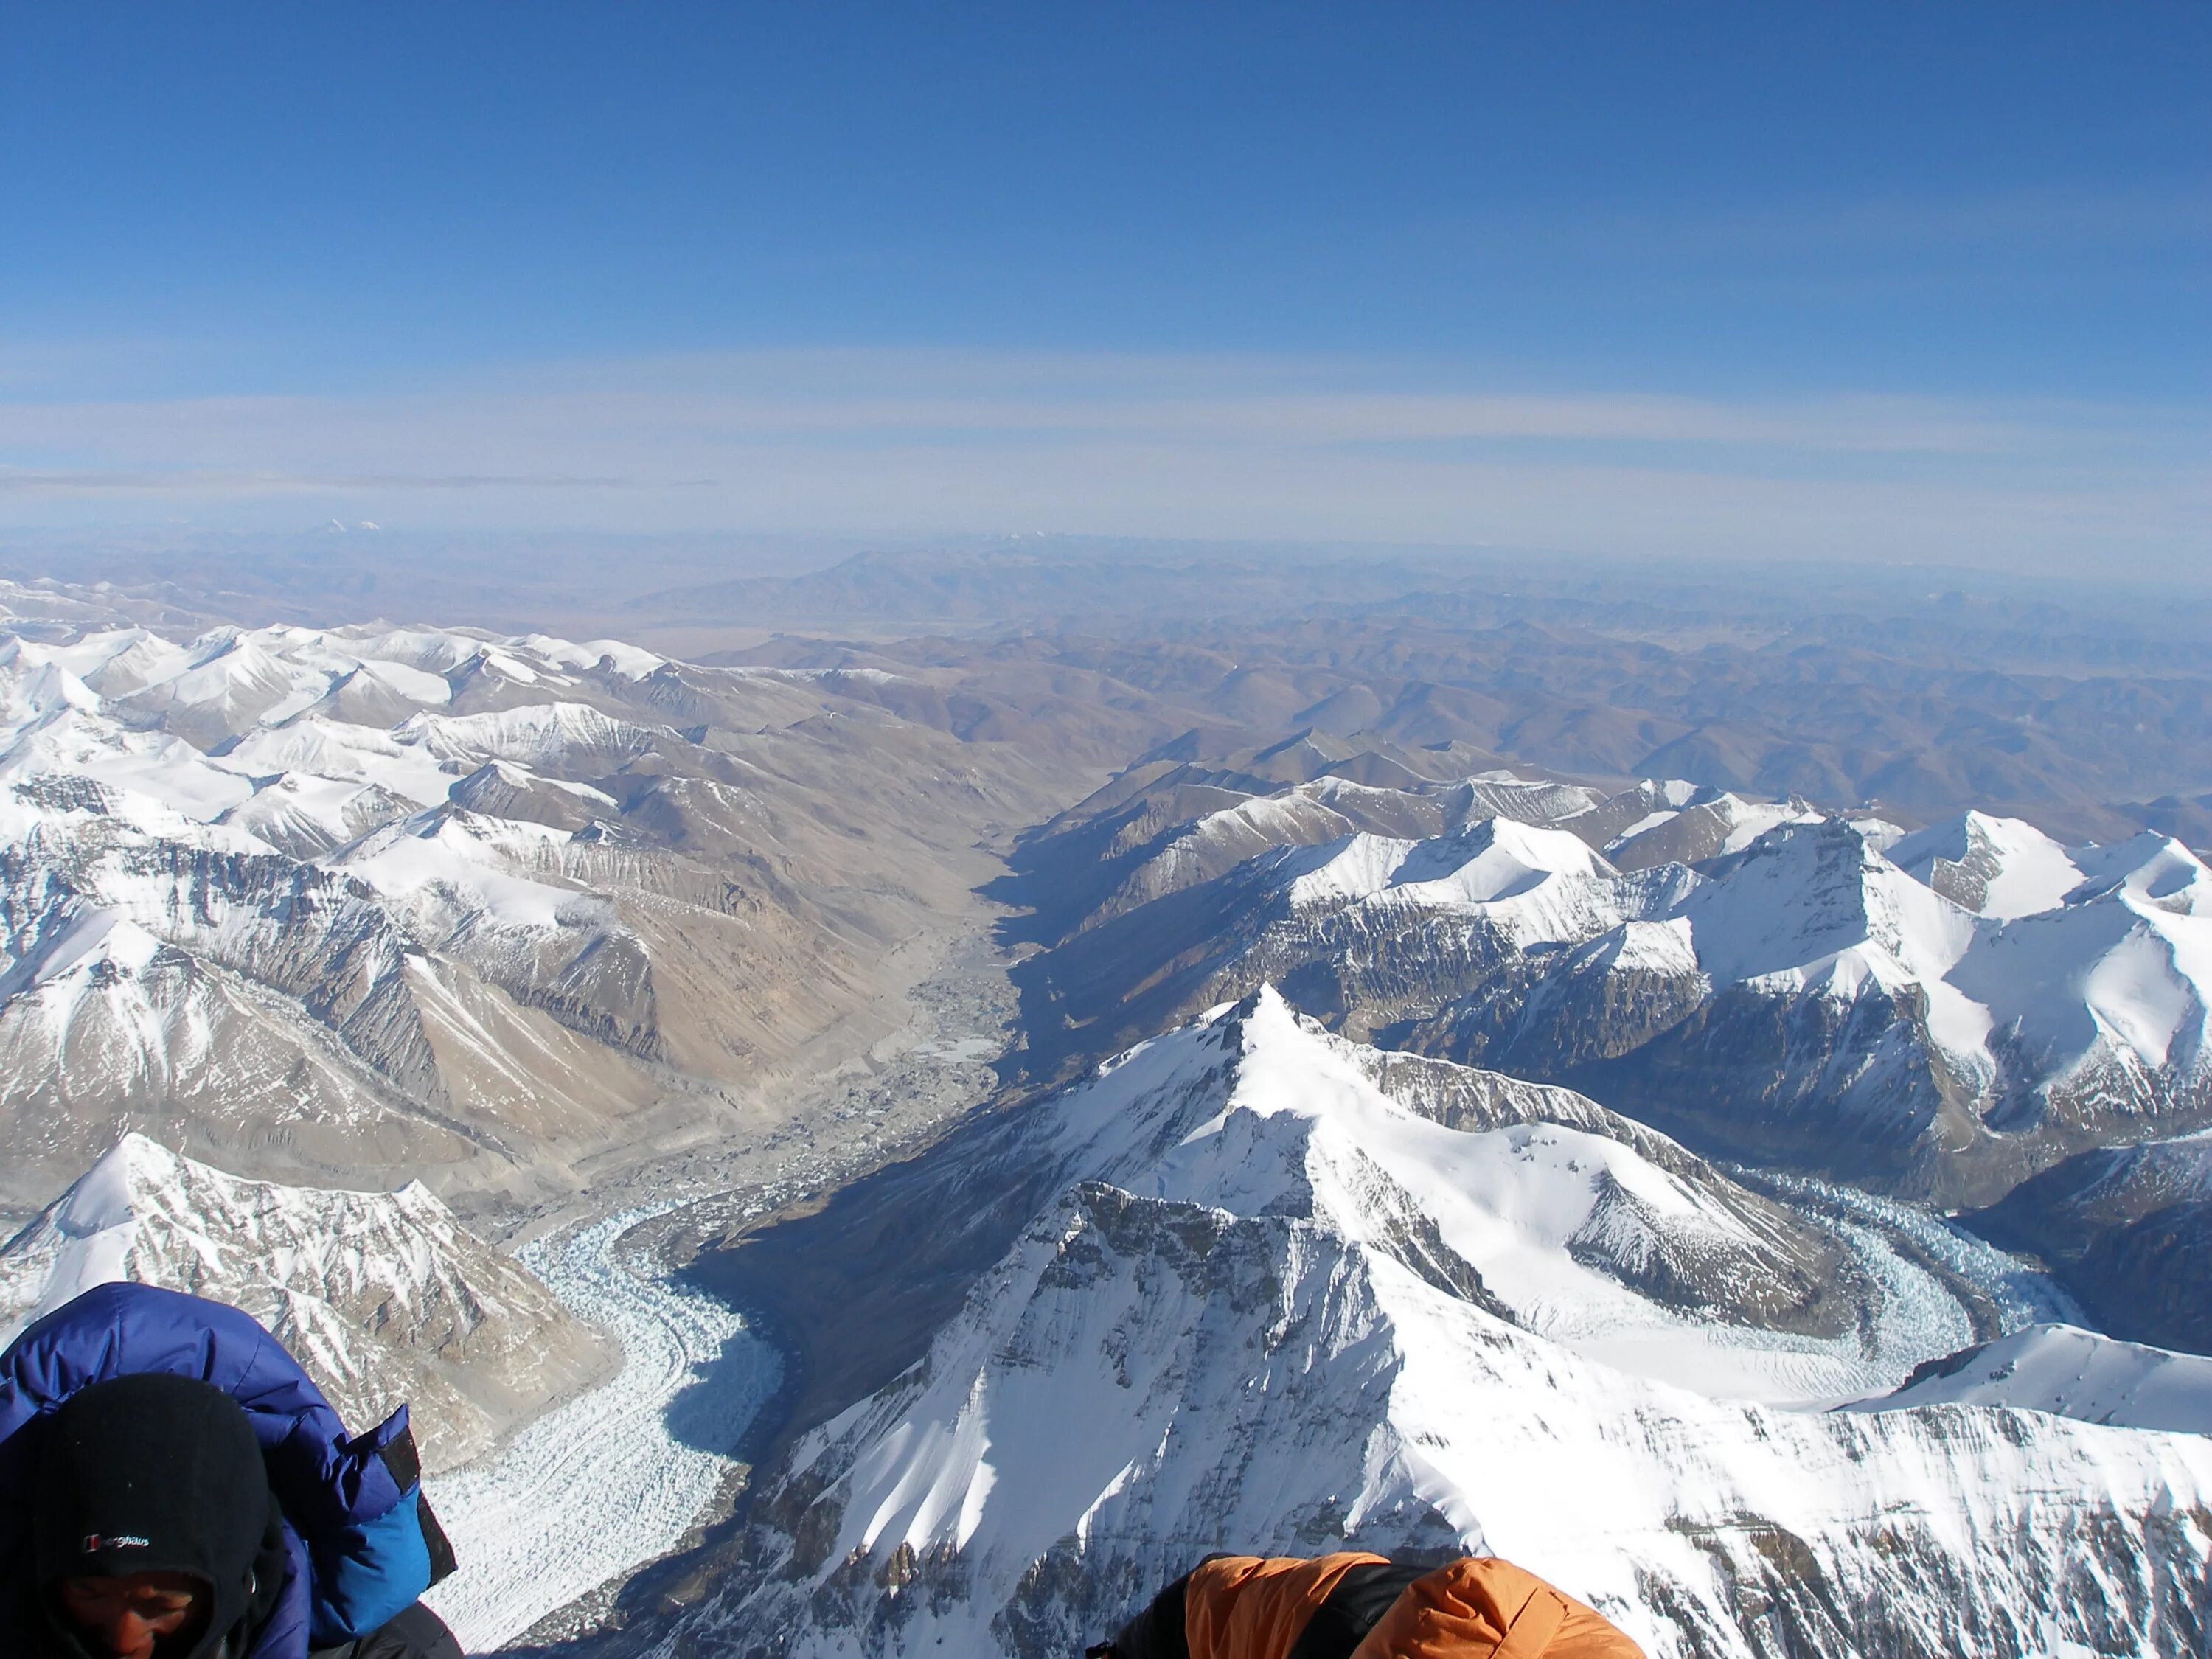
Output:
0 1282 453 1657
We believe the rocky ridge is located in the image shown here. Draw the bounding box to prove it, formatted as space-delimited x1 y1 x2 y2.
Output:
1968 1130 2212 1356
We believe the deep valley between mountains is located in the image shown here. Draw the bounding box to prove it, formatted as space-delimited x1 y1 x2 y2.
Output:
1 573 2208 1659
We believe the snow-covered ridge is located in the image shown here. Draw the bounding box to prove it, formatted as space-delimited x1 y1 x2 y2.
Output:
1888 810 2090 920
1859 1322 2212 1435
1280 815 1614 911
656 997 2212 1659
1290 810 2212 1093
0 1135 604 1471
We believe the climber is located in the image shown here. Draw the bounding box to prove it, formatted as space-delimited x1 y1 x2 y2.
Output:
1087 1551 1645 1659
0 1282 462 1659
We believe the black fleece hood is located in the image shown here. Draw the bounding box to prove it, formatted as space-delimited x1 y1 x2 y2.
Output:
31 1373 285 1659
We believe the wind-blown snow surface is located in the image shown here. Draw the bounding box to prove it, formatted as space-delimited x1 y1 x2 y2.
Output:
652 995 2212 1659
422 1211 783 1653
0 1135 599 1471
1861 1323 2212 1435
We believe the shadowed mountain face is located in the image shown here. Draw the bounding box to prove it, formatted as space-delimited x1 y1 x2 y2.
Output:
1968 1135 2212 1357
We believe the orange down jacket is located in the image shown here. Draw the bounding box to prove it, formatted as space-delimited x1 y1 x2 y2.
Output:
1088 1552 1645 1659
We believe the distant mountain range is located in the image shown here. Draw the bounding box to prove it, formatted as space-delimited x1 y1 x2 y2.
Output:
15 538 2212 841
709 591 2212 846
0 599 1068 1216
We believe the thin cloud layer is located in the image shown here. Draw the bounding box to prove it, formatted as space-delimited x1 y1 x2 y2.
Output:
0 349 2202 575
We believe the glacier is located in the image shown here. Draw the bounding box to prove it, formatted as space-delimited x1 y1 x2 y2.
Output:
423 1209 784 1652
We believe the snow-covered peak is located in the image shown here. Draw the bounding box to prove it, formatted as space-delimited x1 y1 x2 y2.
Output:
1951 858 2212 1075
1888 810 2086 919
510 632 667 679
1 628 187 698
1601 785 1821 869
330 627 486 675
1003 991 1932 1403
1442 773 1610 826
116 630 333 734
2067 831 2212 917
1190 785 1354 844
1028 765 2212 1205
1394 815 1617 903
0 1135 602 1472
0 653 106 729
333 806 597 931
212 714 462 804
0 619 687 756
675 1002 2212 1659
1680 817 1978 990
1281 817 1617 911
2 1133 417 1339
395 701 662 773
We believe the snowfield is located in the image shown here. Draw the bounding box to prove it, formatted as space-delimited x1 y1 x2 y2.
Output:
422 1211 783 1653
1860 1322 2212 1434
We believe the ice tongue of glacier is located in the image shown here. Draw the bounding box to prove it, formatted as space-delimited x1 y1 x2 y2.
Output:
659 993 2212 1659
0 1134 603 1472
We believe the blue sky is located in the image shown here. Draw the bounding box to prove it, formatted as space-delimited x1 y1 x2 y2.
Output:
2 3 2205 571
